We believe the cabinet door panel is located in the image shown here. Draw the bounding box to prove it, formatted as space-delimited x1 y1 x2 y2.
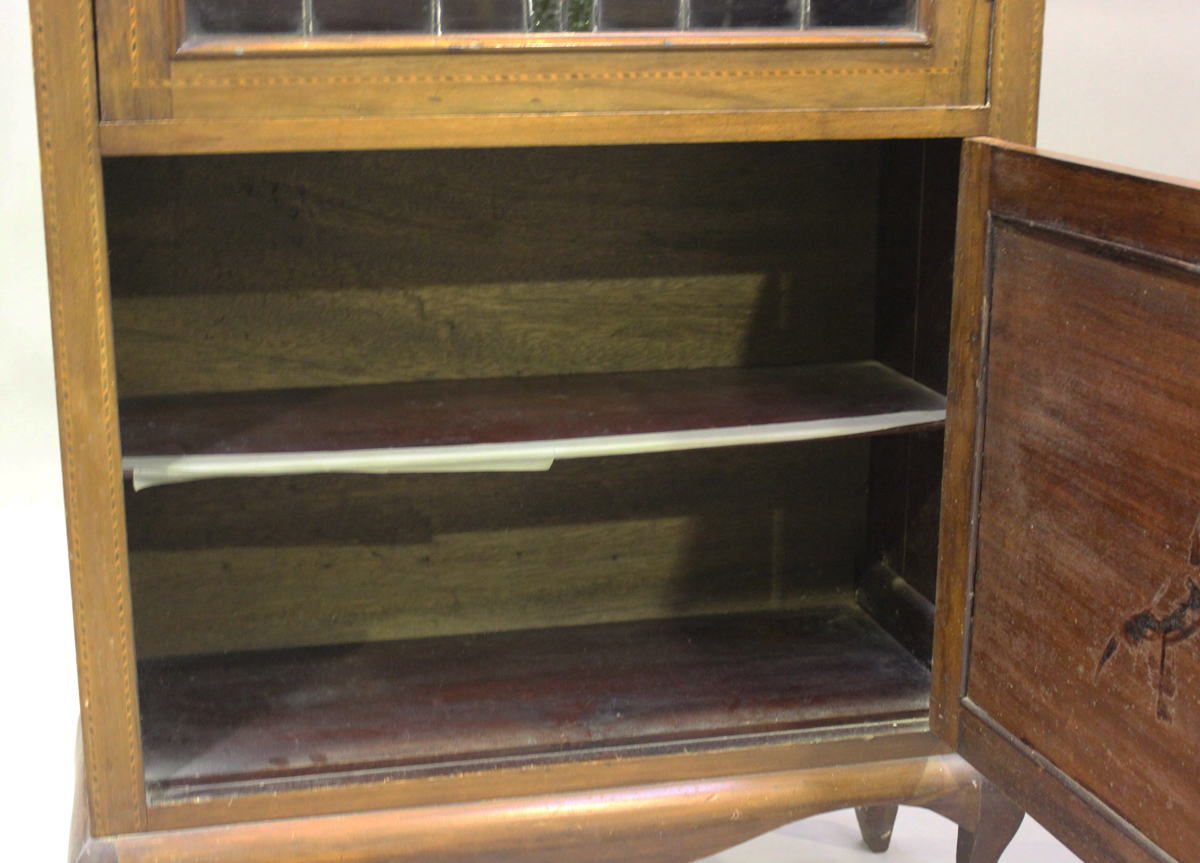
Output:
936 138 1200 863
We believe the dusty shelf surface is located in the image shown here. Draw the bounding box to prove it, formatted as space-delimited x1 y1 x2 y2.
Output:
139 603 932 800
120 361 946 487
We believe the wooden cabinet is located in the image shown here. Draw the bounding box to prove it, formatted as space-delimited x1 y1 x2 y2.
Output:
35 1 1199 862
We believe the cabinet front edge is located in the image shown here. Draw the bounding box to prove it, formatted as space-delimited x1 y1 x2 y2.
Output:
98 106 990 155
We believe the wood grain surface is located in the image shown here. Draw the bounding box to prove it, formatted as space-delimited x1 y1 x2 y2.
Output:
96 106 992 155
931 141 1200 863
930 137 991 747
27 0 147 834
139 605 931 795
92 0 989 146
969 220 1200 863
121 753 981 862
37 0 1052 843
937 141 1200 863
126 439 873 656
105 142 880 397
118 362 944 458
958 708 1170 863
987 0 1045 145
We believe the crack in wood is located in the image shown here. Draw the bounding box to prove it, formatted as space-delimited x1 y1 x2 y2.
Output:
1097 516 1200 723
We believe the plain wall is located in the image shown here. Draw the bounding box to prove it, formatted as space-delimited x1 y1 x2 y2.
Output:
0 1 1197 859
1039 0 1200 183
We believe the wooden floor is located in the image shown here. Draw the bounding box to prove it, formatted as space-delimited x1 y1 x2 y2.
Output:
139 604 931 800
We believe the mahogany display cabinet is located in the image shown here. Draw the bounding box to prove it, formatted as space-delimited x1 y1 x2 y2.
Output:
27 0 1200 860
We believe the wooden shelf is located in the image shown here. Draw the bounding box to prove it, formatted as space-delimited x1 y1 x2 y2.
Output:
120 361 945 488
139 604 932 801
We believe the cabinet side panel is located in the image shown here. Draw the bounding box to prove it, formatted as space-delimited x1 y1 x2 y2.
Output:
27 0 146 835
868 139 959 605
987 0 1045 144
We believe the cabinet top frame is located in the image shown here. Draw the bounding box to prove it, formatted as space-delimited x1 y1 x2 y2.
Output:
93 0 1044 153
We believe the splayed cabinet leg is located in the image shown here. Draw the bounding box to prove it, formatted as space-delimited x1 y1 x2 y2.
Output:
905 759 1024 863
954 779 1024 863
855 804 900 853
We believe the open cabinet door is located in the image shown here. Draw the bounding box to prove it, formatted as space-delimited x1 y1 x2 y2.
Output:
932 138 1200 863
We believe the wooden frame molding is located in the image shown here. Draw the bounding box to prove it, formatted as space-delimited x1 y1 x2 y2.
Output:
987 0 1045 145
74 752 988 863
930 137 991 750
145 725 946 831
97 105 991 155
86 0 1048 153
90 0 1001 150
958 709 1176 863
28 0 146 836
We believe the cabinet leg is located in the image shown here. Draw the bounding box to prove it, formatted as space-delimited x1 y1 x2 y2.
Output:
855 804 900 853
954 779 1024 863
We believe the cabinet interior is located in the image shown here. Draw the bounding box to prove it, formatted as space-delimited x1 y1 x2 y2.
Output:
104 138 961 803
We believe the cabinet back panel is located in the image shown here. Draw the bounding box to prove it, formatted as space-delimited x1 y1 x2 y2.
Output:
103 142 880 396
128 440 869 658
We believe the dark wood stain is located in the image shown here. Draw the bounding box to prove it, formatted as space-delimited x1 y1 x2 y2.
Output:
119 361 943 458
855 561 935 665
126 440 875 657
958 709 1165 863
103 142 880 397
935 141 1200 863
138 605 931 796
124 439 864 550
102 141 957 837
1099 576 1200 724
968 218 1200 863
110 142 931 665
867 139 959 605
103 143 880 296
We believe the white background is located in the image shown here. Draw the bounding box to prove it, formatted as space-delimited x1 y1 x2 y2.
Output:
1 1 1197 858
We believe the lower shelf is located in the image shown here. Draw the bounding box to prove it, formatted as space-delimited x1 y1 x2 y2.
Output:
139 604 931 800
